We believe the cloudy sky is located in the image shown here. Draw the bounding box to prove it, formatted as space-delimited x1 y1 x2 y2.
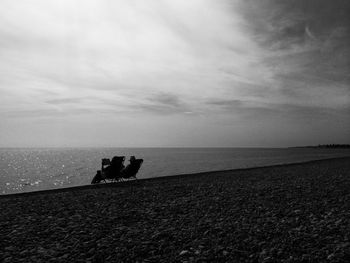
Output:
0 0 349 147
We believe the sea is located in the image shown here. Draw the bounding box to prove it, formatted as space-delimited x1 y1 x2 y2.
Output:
1 147 350 195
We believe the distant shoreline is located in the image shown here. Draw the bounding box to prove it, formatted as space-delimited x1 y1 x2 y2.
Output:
290 144 350 149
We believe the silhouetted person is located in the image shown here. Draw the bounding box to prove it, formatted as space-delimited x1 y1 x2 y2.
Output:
121 156 143 180
91 170 102 184
107 156 125 179
91 155 141 184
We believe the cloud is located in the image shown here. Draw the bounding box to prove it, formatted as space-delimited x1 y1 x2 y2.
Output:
0 0 349 146
0 0 268 110
138 92 192 115
234 0 350 113
150 93 183 107
46 98 86 105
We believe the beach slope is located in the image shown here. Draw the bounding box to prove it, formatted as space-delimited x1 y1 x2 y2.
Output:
1 157 350 262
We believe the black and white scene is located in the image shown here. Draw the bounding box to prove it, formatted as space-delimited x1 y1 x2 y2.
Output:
1 0 350 262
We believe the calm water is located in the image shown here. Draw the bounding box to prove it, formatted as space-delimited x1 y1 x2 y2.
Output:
1 147 350 194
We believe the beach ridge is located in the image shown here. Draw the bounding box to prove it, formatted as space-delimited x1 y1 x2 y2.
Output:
1 156 349 198
1 157 349 262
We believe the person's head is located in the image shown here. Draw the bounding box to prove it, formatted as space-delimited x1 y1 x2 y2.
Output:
112 156 125 163
129 156 136 162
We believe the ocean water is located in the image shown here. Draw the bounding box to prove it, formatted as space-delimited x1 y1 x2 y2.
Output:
1 147 350 195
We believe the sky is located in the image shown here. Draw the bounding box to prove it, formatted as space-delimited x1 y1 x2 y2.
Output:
0 0 349 147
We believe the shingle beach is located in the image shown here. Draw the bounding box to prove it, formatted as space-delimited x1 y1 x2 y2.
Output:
1 157 349 262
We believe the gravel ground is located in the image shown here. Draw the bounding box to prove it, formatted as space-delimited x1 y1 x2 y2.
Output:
1 157 350 262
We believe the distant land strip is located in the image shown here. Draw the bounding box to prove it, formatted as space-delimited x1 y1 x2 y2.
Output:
290 144 350 149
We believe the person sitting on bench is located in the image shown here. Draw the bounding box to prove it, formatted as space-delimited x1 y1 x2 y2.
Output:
120 156 143 180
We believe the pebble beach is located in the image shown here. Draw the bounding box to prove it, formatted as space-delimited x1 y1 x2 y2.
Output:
1 157 349 262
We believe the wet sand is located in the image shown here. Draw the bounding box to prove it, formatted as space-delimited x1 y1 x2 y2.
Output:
1 157 350 262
